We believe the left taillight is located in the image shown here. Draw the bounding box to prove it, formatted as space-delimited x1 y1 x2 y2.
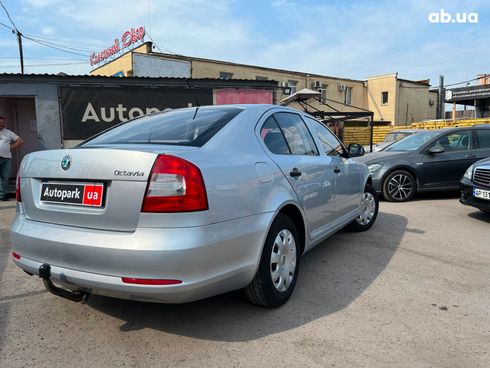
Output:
141 155 208 213
16 175 21 202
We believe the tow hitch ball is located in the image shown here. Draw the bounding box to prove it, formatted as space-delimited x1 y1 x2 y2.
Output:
38 263 89 303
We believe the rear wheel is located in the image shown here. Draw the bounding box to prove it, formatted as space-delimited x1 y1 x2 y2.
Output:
347 184 379 232
244 214 300 307
382 170 416 202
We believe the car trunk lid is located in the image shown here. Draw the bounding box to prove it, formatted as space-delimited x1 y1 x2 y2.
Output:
19 148 161 232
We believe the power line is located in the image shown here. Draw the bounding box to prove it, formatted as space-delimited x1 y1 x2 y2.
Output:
0 20 13 30
25 35 96 53
0 0 17 30
24 34 101 52
23 35 90 57
0 1 24 73
399 76 482 89
145 30 177 55
445 77 480 87
0 56 86 61
145 31 162 52
0 61 88 67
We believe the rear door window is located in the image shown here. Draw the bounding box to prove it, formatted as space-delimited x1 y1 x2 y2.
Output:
261 116 291 154
272 113 318 156
82 107 243 147
476 129 490 148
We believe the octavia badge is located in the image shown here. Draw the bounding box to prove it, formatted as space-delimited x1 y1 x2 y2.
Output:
61 155 72 171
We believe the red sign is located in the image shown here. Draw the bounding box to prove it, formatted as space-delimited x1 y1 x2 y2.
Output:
82 184 104 207
215 89 273 105
90 26 145 67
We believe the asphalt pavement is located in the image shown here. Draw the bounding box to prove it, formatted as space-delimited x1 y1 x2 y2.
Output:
0 194 489 368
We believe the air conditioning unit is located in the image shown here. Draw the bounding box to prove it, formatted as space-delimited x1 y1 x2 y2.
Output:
280 81 288 87
429 99 435 106
338 84 346 92
314 80 321 88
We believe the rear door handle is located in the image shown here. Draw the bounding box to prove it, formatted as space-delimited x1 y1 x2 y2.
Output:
334 166 341 174
290 168 302 178
465 154 476 158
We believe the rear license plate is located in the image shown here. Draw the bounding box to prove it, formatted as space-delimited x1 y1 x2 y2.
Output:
41 183 104 207
473 188 490 201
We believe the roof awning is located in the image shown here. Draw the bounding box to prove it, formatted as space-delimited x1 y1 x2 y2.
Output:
280 88 320 105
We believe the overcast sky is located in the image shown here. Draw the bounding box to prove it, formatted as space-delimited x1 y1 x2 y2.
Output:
0 0 488 87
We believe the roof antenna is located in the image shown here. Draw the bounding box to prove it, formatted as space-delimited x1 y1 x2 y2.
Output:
185 78 200 107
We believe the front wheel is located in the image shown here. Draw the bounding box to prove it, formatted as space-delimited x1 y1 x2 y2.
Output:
347 184 379 232
382 170 416 202
244 214 300 307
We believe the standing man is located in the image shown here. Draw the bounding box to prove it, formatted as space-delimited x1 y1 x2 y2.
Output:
0 116 23 201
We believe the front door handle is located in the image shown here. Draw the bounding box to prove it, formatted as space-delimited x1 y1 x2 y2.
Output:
465 154 476 158
334 166 341 174
290 168 302 178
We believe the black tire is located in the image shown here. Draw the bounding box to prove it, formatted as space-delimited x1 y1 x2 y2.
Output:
244 214 301 308
479 208 490 215
382 170 416 202
347 184 379 232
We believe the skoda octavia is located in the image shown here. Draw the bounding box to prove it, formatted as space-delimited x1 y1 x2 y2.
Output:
11 105 377 307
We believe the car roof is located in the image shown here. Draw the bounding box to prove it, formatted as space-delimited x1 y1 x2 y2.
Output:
165 104 306 115
441 124 490 133
387 129 419 133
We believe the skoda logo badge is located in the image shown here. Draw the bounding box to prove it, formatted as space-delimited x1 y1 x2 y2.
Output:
61 155 72 171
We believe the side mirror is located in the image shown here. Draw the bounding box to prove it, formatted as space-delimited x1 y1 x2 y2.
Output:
428 146 445 154
348 143 365 157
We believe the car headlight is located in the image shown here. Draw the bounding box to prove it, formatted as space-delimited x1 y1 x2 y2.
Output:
463 164 474 180
367 163 383 175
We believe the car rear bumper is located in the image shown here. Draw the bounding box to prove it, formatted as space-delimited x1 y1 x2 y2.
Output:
10 212 274 303
460 179 490 212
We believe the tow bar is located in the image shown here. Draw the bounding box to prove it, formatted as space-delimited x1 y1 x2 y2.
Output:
38 263 90 303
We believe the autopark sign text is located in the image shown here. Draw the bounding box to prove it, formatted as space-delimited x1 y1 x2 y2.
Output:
90 26 145 66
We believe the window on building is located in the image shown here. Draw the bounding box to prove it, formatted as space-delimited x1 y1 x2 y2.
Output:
219 71 233 79
319 84 328 102
382 91 389 105
288 80 298 94
256 76 268 81
344 86 352 105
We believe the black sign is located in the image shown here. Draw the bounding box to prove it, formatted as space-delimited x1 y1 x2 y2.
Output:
60 86 213 140
40 183 104 207
446 85 490 102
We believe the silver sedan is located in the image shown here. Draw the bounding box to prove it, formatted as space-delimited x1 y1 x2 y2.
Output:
11 104 378 307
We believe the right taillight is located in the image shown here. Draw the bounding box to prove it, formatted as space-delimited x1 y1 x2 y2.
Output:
16 174 21 202
142 155 208 213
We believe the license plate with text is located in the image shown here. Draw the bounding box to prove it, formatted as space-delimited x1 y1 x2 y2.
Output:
40 183 104 207
473 188 490 201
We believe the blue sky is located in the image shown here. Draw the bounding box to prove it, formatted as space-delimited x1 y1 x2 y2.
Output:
0 0 488 88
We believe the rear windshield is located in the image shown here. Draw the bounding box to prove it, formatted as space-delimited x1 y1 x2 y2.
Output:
81 107 243 147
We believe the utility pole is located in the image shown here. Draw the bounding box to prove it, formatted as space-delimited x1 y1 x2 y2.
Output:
15 30 24 74
437 75 444 119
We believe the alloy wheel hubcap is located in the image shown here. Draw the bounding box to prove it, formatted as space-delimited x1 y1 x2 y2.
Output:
270 229 297 292
388 174 413 200
357 192 376 225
